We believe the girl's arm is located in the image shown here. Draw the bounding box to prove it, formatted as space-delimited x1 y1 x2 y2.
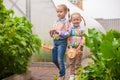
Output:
57 23 64 32
58 21 71 37
59 26 71 38
49 24 57 37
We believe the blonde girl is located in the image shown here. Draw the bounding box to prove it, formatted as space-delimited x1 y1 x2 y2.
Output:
49 4 70 80
60 12 86 80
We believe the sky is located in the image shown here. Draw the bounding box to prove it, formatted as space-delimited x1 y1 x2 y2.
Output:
83 0 120 19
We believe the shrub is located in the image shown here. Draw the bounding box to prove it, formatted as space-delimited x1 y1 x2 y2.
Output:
78 28 120 80
0 0 41 79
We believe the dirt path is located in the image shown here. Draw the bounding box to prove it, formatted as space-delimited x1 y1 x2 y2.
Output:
29 66 69 80
29 58 92 80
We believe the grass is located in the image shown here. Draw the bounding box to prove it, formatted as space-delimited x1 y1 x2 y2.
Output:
31 48 52 62
31 47 67 62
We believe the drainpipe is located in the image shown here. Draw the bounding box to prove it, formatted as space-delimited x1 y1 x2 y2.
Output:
26 0 31 21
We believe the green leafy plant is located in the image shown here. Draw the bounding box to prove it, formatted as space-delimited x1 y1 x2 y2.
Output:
0 0 41 79
78 28 120 80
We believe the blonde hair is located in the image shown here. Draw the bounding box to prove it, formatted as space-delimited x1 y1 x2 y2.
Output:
71 12 86 26
57 4 68 11
57 4 70 19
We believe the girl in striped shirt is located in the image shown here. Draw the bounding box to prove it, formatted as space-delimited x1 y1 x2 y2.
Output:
61 12 86 80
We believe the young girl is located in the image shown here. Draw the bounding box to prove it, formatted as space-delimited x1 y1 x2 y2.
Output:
61 12 86 80
49 4 69 80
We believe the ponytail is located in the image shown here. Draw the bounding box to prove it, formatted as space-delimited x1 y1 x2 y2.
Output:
81 16 86 27
68 8 70 19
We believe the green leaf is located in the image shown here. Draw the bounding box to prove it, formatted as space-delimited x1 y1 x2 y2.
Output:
101 40 115 59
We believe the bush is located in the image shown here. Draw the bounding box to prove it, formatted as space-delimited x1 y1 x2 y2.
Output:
78 28 120 80
0 0 41 79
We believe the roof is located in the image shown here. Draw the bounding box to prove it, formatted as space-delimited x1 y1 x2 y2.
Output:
52 0 106 33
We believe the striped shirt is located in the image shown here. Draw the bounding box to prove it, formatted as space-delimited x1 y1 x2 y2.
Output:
60 25 84 47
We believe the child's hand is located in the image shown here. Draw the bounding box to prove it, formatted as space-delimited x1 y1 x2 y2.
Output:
49 30 55 37
49 29 56 33
49 29 58 37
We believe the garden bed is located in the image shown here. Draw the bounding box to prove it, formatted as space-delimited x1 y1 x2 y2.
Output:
2 71 31 80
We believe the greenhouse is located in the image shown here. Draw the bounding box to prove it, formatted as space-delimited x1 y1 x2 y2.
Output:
1 0 120 80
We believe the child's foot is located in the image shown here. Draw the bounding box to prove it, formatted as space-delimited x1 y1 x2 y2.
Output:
69 75 75 80
57 76 65 80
